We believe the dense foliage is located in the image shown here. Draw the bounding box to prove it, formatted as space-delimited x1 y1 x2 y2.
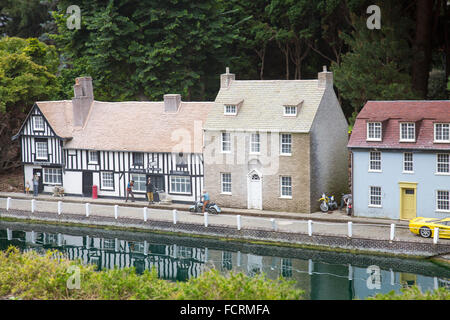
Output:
0 0 448 172
368 285 450 300
0 247 304 300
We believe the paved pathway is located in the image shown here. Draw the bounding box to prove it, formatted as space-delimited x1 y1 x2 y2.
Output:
0 192 446 245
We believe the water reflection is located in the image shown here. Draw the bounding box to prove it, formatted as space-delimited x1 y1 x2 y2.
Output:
0 225 449 300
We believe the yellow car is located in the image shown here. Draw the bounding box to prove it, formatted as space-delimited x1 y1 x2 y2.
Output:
409 217 450 239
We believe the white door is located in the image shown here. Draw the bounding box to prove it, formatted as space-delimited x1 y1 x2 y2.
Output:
248 172 262 210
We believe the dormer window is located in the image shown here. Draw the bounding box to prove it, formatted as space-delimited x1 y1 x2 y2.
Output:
283 105 297 116
33 116 45 131
400 122 415 142
224 105 237 115
367 122 382 141
434 123 450 143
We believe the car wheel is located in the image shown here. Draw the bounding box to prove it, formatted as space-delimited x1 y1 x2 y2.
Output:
419 226 432 238
209 208 218 215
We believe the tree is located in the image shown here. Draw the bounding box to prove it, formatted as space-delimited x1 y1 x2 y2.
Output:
51 0 239 102
331 1 418 123
0 37 61 172
0 0 57 39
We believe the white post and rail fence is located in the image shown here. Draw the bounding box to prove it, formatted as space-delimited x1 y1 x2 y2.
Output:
0 196 444 243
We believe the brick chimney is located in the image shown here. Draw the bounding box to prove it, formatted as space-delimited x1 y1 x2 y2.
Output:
164 94 181 113
220 67 235 89
72 77 94 127
318 66 333 88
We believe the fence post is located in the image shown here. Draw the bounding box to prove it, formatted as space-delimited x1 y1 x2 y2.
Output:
6 197 11 211
173 209 177 225
144 240 148 256
86 236 90 249
390 224 395 241
204 211 208 227
114 205 118 219
31 230 36 244
308 220 313 236
348 264 353 281
433 228 439 244
31 199 36 213
143 207 148 222
270 218 277 231
237 215 241 230
348 221 353 238
85 203 90 217
308 259 314 275
6 228 12 241
58 201 62 215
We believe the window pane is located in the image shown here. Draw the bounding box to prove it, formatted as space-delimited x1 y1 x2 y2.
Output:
130 174 146 191
281 134 292 154
170 176 191 194
251 134 260 153
437 154 450 173
221 173 231 193
222 133 231 152
369 152 381 171
281 176 292 197
437 191 449 211
43 168 62 185
102 172 114 189
370 186 382 206
403 153 413 172
36 141 48 159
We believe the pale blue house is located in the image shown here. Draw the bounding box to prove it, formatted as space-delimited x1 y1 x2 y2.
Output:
348 101 450 220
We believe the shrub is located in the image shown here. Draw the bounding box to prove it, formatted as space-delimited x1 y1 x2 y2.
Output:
0 246 303 300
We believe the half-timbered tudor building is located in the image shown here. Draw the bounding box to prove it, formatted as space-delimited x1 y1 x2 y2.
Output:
13 77 213 202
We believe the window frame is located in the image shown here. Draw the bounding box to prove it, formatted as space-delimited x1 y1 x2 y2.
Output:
250 133 261 154
33 116 45 132
35 139 48 161
403 152 414 173
369 151 382 172
221 173 232 194
283 105 297 117
43 167 62 185
221 132 231 153
280 133 292 156
434 123 450 143
88 151 99 164
436 153 450 175
436 190 450 212
366 122 382 141
130 173 146 192
224 105 237 115
169 175 192 195
280 176 292 199
132 152 144 167
369 186 382 207
399 122 416 142
100 171 114 191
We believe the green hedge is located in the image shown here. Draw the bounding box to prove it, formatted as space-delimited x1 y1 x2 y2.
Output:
0 247 303 300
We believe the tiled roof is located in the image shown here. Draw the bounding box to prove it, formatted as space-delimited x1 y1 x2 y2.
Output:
348 101 450 150
204 80 325 132
37 100 213 153
37 101 74 139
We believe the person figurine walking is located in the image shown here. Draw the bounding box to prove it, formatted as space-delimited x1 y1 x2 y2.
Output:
146 177 154 205
25 181 30 195
201 190 210 213
125 180 135 202
32 174 39 197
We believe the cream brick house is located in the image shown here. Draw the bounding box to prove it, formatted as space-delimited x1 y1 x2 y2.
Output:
203 67 348 213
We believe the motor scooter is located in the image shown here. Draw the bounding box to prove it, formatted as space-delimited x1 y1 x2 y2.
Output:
189 201 221 214
318 193 338 212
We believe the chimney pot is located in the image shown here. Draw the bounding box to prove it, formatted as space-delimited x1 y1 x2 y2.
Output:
318 67 333 88
72 76 94 127
164 94 181 113
220 67 235 89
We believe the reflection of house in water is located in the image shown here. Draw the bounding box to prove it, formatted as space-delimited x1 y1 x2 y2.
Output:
352 266 446 299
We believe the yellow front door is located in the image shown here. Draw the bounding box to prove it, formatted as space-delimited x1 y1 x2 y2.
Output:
399 182 417 220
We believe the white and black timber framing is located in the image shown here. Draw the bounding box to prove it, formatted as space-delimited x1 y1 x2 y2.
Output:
12 103 204 203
